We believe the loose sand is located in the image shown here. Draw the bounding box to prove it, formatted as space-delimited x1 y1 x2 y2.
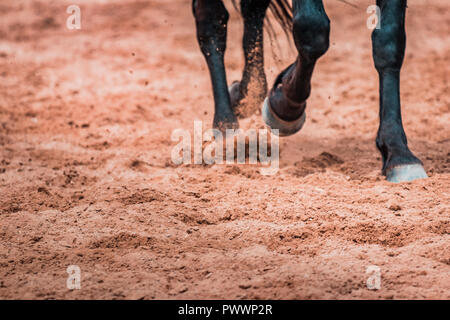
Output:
0 0 448 299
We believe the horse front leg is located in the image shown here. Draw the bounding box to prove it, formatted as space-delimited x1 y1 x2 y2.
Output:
262 0 330 136
193 0 238 131
229 0 271 118
372 0 427 182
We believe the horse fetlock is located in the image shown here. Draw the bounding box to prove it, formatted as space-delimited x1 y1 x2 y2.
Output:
377 141 423 176
229 73 267 118
213 110 239 132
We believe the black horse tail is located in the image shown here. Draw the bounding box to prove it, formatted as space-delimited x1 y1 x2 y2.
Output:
267 0 293 35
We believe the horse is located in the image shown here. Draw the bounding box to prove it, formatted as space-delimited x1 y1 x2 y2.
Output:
192 0 428 183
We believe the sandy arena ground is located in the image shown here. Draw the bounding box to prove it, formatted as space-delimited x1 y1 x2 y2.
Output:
0 0 449 299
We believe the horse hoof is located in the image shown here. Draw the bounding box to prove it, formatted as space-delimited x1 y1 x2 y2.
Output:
386 164 428 183
262 97 306 137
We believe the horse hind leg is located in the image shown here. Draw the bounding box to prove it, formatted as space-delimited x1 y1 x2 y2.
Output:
229 0 271 118
193 0 238 131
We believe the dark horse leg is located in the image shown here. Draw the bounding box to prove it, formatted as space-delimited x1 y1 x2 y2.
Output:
263 0 426 182
262 0 330 135
229 0 271 118
371 0 427 182
193 0 238 130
